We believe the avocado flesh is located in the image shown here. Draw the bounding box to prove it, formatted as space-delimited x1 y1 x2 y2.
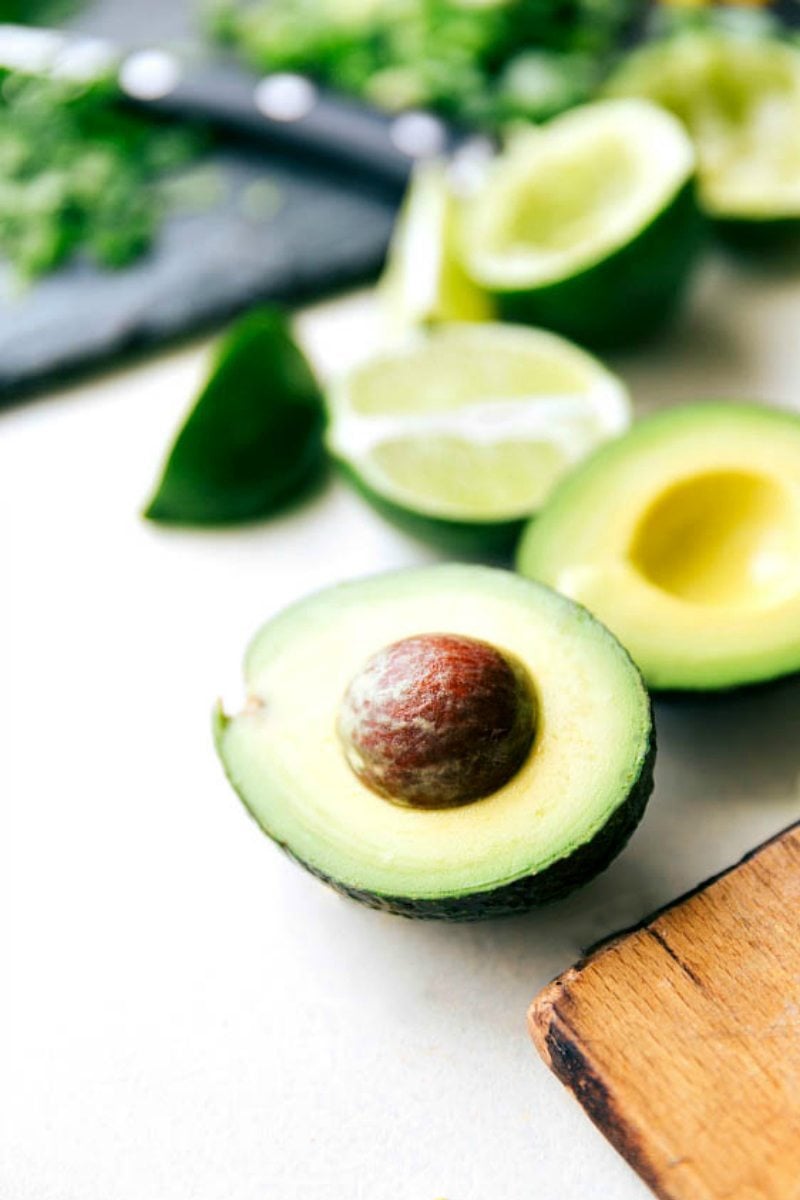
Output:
215 565 654 919
517 403 800 693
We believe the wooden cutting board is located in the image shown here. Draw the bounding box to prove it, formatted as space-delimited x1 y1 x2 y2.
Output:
530 822 800 1200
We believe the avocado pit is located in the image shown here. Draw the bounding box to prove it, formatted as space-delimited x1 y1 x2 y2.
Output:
336 632 536 809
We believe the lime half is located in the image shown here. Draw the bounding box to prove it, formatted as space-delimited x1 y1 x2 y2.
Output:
326 322 630 553
379 159 493 335
461 98 701 347
606 32 800 239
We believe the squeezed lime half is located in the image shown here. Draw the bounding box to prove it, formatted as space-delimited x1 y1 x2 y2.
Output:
460 98 701 347
606 32 800 233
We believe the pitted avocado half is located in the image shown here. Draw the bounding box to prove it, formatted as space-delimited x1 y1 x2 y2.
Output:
215 565 654 920
518 403 800 692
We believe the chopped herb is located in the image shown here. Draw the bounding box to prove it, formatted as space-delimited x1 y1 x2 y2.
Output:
0 0 81 22
0 71 199 281
211 0 637 126
240 178 283 223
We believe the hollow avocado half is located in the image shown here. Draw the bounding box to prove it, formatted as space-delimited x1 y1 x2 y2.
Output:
214 565 655 920
517 402 800 693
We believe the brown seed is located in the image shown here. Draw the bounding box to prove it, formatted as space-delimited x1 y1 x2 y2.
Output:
337 633 536 809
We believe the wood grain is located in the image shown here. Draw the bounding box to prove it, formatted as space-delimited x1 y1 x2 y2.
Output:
530 822 800 1200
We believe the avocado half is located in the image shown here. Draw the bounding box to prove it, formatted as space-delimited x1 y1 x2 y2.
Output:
517 402 800 693
215 565 655 920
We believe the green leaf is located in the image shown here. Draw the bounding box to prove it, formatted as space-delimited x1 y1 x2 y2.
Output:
144 307 327 525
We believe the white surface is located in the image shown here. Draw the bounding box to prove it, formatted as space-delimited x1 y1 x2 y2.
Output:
1 261 800 1200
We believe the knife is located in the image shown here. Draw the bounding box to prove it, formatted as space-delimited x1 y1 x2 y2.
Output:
0 23 490 193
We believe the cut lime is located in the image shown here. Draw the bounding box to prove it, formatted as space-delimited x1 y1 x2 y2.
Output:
144 307 326 525
460 98 702 347
326 322 630 553
379 159 493 335
606 32 800 238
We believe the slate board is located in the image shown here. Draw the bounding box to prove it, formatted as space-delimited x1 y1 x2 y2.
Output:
0 0 397 400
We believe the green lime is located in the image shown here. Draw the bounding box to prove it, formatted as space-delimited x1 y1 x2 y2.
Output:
326 322 630 554
460 98 702 348
379 158 493 335
606 32 800 242
144 307 326 525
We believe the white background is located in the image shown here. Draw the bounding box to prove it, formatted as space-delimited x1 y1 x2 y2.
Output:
1 257 799 1200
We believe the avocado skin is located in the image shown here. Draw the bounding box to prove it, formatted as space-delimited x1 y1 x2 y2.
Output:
649 668 800 701
216 704 656 921
493 182 704 350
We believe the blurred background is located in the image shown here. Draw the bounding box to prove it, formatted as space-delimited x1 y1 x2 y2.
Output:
0 0 790 397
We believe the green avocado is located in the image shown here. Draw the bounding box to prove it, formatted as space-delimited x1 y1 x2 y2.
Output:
214 565 655 920
517 402 800 692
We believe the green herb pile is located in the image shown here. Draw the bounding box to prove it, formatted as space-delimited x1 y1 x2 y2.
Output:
0 0 78 21
0 71 197 280
212 0 637 126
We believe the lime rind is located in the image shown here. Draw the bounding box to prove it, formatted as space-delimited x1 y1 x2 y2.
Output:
462 98 696 292
326 323 630 527
379 158 493 334
489 178 704 347
144 307 326 525
606 32 800 222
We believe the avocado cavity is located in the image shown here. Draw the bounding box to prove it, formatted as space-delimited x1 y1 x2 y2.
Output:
517 402 800 691
629 469 799 609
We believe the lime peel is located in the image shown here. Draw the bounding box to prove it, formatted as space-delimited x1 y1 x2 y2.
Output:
327 322 630 530
145 306 326 526
380 158 492 334
606 32 800 224
463 98 696 291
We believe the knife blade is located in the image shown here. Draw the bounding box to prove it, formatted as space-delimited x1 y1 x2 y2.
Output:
0 22 490 193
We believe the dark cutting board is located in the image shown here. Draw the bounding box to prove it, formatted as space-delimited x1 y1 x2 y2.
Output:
0 0 396 400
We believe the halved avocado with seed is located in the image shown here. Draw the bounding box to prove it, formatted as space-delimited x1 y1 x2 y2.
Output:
214 565 655 920
517 403 800 692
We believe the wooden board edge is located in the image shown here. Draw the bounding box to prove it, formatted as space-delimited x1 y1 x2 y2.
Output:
587 817 800 963
527 819 800 1200
528 982 669 1199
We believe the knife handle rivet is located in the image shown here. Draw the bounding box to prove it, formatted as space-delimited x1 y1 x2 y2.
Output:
119 49 181 101
390 111 446 159
448 136 495 195
254 74 317 123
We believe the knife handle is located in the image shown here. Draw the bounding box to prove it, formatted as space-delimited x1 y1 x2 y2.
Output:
117 49 472 192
